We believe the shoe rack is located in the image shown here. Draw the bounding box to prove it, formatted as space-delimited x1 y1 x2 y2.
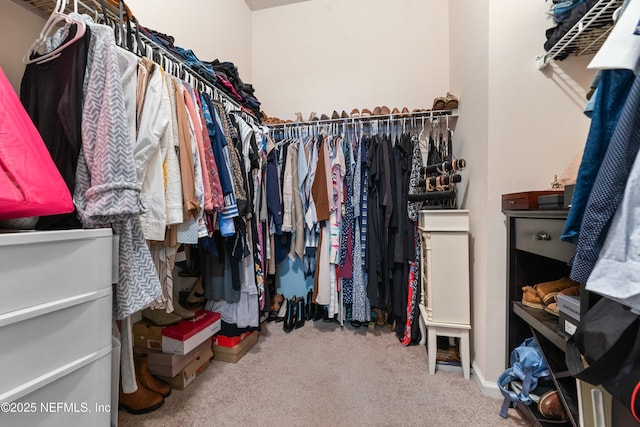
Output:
503 208 580 426
536 0 624 70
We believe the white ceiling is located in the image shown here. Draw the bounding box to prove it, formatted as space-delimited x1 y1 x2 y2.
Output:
243 0 311 11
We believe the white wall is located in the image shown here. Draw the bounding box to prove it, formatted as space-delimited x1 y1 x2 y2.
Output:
0 0 45 91
251 0 450 120
127 0 253 81
450 0 594 389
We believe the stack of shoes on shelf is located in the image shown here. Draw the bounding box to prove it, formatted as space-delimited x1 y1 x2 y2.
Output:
119 354 171 414
521 277 580 313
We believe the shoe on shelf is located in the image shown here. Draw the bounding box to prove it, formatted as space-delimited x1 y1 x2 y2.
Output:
380 106 391 115
444 92 459 110
350 108 360 118
308 112 319 121
535 277 580 305
545 284 580 316
320 113 330 120
538 390 569 421
119 377 164 415
295 112 304 122
373 106 382 116
141 307 182 326
361 108 372 117
331 110 340 119
391 107 400 115
134 354 171 398
341 110 349 119
400 107 410 117
521 286 545 309
432 96 446 110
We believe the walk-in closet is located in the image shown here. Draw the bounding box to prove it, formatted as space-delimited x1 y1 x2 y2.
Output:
1 0 639 426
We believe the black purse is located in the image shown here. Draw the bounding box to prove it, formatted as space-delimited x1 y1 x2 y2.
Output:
565 296 640 422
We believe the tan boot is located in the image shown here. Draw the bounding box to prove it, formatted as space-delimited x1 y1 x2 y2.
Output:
119 377 164 415
134 354 171 398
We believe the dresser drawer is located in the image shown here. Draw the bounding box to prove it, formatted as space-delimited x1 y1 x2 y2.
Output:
514 218 575 262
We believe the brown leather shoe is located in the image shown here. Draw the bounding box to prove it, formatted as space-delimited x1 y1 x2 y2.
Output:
341 110 349 118
373 106 382 116
535 277 580 305
361 108 372 117
331 110 340 119
135 354 172 398
522 286 545 309
400 107 410 117
350 108 360 118
538 390 568 421
119 377 164 415
381 106 391 115
391 107 400 115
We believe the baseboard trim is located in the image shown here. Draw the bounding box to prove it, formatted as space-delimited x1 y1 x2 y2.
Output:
472 360 502 399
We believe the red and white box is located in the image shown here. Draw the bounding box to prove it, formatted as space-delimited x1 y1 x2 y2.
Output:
212 331 252 348
161 310 221 355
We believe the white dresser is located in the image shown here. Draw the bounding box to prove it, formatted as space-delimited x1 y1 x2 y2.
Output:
417 210 471 379
0 229 114 427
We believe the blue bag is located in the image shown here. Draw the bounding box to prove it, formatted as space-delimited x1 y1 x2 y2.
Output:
497 337 551 418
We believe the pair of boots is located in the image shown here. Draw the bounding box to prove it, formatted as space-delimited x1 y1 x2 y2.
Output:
305 289 324 322
119 355 171 415
283 296 306 333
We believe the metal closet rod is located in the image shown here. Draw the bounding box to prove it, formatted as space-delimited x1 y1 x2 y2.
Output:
268 109 459 127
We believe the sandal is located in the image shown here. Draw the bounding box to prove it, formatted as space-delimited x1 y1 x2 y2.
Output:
444 92 459 110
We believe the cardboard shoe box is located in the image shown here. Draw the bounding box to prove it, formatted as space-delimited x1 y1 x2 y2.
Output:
157 347 213 390
147 339 212 378
213 331 259 363
162 310 221 355
133 320 164 351
558 294 580 337
212 331 252 348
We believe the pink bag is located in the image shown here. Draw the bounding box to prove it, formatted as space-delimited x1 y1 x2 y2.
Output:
0 67 74 221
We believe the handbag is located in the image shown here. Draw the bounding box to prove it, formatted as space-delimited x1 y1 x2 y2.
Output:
497 337 552 418
565 296 640 422
0 67 74 221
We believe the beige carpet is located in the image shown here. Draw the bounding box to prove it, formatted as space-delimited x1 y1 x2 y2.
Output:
119 320 527 427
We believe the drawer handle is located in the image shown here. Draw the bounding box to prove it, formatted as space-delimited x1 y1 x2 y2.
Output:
533 232 551 241
508 200 516 205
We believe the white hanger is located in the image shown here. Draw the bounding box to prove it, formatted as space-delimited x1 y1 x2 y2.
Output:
24 0 87 64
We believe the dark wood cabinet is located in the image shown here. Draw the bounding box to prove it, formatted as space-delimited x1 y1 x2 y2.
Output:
504 209 578 427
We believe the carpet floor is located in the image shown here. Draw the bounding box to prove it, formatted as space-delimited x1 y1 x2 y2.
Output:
119 320 527 427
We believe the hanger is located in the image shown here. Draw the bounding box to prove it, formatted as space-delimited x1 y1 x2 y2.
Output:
24 0 87 65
